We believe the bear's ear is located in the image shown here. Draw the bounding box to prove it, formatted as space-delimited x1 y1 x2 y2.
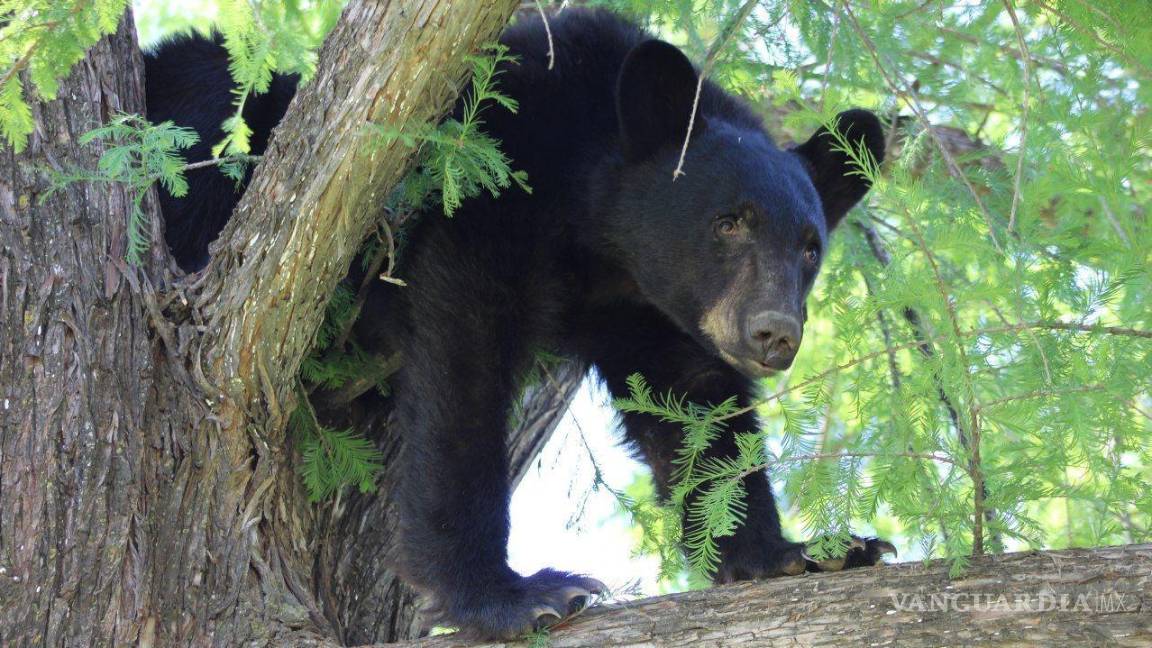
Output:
616 39 704 162
793 109 885 230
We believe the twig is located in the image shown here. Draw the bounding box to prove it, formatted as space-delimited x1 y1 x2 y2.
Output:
713 319 1152 424
0 1 84 91
1001 0 1031 234
975 383 1108 412
852 220 901 391
1133 403 1152 423
331 228 392 352
1032 0 1152 77
1098 195 1132 246
725 450 968 486
676 0 709 56
906 50 1008 97
376 216 407 286
181 154 263 173
672 0 760 180
857 212 998 554
937 26 1070 76
838 0 1005 255
902 205 992 554
817 6 841 114
534 1 555 70
894 0 939 20
988 302 1052 384
310 352 404 409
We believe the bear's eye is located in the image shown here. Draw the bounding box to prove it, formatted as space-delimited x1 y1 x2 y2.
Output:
714 215 741 237
803 243 821 266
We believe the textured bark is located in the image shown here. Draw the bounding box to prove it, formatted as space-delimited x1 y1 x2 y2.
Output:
0 17 175 647
195 0 520 408
0 2 527 646
399 543 1152 648
508 360 588 490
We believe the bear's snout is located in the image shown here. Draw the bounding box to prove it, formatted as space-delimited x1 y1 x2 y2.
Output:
746 310 802 370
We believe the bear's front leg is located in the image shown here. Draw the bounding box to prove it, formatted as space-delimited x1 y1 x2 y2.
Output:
390 277 603 640
591 324 894 583
701 429 897 580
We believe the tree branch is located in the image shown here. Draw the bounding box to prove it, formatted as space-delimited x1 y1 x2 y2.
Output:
194 0 522 414
394 543 1152 647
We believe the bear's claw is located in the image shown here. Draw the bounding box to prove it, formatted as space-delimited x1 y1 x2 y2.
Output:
558 580 606 615
433 569 605 640
531 606 562 630
716 535 895 583
801 535 897 572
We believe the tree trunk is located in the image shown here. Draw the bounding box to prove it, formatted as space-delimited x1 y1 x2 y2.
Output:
0 2 529 646
401 543 1152 648
0 16 176 646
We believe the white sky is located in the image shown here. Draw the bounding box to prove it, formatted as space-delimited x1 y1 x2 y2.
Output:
508 377 664 596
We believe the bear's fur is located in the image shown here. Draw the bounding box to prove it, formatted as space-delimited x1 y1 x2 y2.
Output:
144 33 297 270
146 8 890 640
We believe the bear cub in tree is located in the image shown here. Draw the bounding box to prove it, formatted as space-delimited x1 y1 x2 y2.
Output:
147 8 893 640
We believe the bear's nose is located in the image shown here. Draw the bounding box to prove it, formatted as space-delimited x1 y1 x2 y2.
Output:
747 310 802 368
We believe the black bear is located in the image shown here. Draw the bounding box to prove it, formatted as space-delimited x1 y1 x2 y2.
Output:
147 8 892 640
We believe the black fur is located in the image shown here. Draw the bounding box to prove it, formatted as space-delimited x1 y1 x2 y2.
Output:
144 32 298 271
146 9 887 640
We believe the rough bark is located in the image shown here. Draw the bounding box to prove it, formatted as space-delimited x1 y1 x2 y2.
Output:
0 16 174 646
195 0 519 407
399 543 1152 648
0 2 528 646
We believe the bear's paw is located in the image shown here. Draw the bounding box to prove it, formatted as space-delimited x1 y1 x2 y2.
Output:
427 568 606 640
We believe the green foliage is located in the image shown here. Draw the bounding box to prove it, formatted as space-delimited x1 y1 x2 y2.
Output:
599 0 1152 585
299 281 393 394
135 0 345 49
1 0 129 151
43 114 258 264
290 391 384 502
291 274 395 501
615 375 754 575
210 0 342 157
611 477 688 582
525 629 552 648
371 45 530 216
293 48 538 484
43 114 197 264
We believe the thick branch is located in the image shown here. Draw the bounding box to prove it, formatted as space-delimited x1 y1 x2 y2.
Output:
509 360 588 489
196 0 521 412
398 544 1152 647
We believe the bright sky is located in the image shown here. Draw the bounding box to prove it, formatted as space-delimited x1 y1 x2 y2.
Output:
507 377 664 596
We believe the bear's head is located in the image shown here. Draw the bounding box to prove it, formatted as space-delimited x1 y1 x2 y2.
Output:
602 40 884 378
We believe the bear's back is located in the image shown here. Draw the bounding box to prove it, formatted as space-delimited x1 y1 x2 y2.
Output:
481 9 645 198
481 9 765 203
